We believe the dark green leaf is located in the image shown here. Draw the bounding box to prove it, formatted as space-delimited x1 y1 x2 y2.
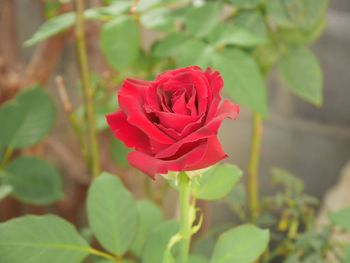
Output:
0 185 13 201
192 164 242 201
0 215 90 263
213 48 268 116
87 172 138 256
210 224 269 263
185 3 222 38
278 46 323 106
330 207 350 231
2 157 63 205
0 102 23 150
100 17 140 71
131 200 163 256
142 220 179 263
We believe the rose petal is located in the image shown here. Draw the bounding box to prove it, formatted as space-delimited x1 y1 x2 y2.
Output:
171 89 189 115
154 111 202 132
204 67 224 121
106 110 151 153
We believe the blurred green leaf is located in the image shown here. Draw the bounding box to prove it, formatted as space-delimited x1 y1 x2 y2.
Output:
189 254 209 263
213 48 268 116
192 164 242 201
210 224 269 263
176 39 214 68
152 33 189 58
0 185 13 201
136 0 161 12
233 10 267 38
329 207 350 231
0 215 90 263
185 3 222 38
208 24 266 47
228 0 260 8
131 200 163 256
142 220 179 263
3 157 63 205
141 8 174 32
87 172 138 256
271 167 304 193
111 139 130 167
345 246 350 263
0 86 55 149
278 46 323 106
100 17 140 71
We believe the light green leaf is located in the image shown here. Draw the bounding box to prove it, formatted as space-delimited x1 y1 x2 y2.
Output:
87 172 138 256
141 8 174 32
0 215 90 263
210 224 269 263
131 200 163 256
185 3 222 38
329 207 350 231
0 102 23 150
208 24 266 48
228 0 260 8
136 0 161 12
0 185 13 201
152 33 189 58
111 139 130 167
100 17 140 71
192 164 242 201
233 10 266 38
278 46 323 106
176 39 214 68
345 246 350 263
213 48 268 116
190 254 209 263
2 157 63 205
142 220 179 263
25 2 131 46
7 86 55 149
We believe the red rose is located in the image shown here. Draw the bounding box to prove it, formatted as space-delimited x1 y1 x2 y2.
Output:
106 66 239 178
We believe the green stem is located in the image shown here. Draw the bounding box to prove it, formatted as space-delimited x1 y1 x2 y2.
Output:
88 248 122 262
178 172 192 263
0 147 14 176
247 113 263 220
75 0 100 179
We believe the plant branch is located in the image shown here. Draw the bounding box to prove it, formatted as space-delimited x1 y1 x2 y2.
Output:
247 112 263 220
75 0 100 179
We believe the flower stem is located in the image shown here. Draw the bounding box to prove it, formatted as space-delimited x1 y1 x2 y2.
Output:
75 0 100 179
247 112 263 220
178 172 192 263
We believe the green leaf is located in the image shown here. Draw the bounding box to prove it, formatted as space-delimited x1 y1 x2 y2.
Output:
0 215 90 263
185 3 222 38
152 33 189 58
141 8 174 32
208 24 266 48
192 164 242 201
142 220 179 263
210 224 269 263
233 10 267 38
228 0 260 8
131 200 163 256
111 139 130 167
0 185 13 201
6 86 55 149
344 246 350 263
0 102 23 150
100 17 140 71
329 207 350 231
176 39 214 68
2 157 63 205
25 3 131 46
87 172 138 256
278 46 323 106
212 48 268 116
190 254 209 263
136 0 161 12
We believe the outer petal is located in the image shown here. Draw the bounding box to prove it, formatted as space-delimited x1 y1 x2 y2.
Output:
204 67 224 121
106 110 151 153
119 79 175 144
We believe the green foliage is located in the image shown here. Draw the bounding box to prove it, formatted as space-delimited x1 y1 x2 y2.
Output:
0 215 90 263
189 254 209 263
141 8 174 32
87 172 138 256
278 46 323 106
100 17 140 71
0 185 13 201
330 207 350 231
212 48 268 116
0 86 55 149
229 0 260 8
111 139 130 167
192 164 242 201
131 200 163 256
142 220 179 263
185 3 222 38
2 157 63 205
210 224 270 263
